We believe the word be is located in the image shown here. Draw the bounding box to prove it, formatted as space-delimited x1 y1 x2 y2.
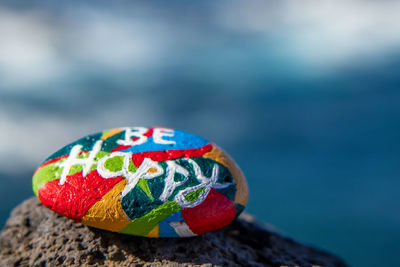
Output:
117 127 176 146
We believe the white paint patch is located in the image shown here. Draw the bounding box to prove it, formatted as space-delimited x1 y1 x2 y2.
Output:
159 161 189 202
174 159 232 208
153 128 176 145
117 127 176 147
120 158 164 198
169 221 197 237
97 153 165 198
56 140 103 185
96 152 132 179
117 127 149 146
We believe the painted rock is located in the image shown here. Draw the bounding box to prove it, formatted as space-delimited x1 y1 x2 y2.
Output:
32 127 248 238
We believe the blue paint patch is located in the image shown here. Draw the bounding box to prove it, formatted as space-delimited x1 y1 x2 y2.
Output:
120 129 209 153
159 211 184 237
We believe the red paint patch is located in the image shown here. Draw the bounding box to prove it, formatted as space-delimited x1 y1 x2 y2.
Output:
181 188 236 235
143 127 154 137
131 143 213 167
38 170 123 222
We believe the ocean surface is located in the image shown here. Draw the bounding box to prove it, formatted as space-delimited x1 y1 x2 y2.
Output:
1 1 400 266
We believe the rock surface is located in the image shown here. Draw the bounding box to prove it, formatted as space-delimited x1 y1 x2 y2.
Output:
0 197 347 267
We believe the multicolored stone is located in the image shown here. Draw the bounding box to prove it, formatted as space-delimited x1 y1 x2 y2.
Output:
32 127 249 238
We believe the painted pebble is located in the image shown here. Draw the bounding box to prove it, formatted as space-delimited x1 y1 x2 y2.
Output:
32 127 248 238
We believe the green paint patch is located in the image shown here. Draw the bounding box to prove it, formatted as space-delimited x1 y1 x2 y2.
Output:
166 157 235 202
101 152 136 174
32 162 63 196
167 160 200 201
234 203 245 218
147 176 165 200
95 151 109 161
66 151 110 175
101 130 126 152
121 185 163 220
128 161 137 173
174 172 186 183
120 201 180 236
33 150 111 196
185 187 205 202
68 165 82 175
104 155 124 172
216 184 236 202
137 179 154 201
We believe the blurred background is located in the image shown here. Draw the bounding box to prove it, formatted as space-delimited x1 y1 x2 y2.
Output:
1 1 399 266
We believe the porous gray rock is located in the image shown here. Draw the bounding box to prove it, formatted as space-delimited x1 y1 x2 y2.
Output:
0 197 347 267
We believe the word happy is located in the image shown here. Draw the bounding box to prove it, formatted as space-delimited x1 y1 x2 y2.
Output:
56 127 231 208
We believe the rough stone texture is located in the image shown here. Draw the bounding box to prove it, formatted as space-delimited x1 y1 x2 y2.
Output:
0 198 347 267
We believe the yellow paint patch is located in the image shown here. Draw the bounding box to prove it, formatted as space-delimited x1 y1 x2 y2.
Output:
101 128 123 140
82 179 131 232
203 144 249 206
146 224 160 238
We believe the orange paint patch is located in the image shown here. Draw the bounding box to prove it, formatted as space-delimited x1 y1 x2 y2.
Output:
203 144 249 206
146 224 160 238
148 167 158 173
82 179 131 232
101 128 123 140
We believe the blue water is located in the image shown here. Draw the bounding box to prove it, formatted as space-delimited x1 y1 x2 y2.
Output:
1 2 399 266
